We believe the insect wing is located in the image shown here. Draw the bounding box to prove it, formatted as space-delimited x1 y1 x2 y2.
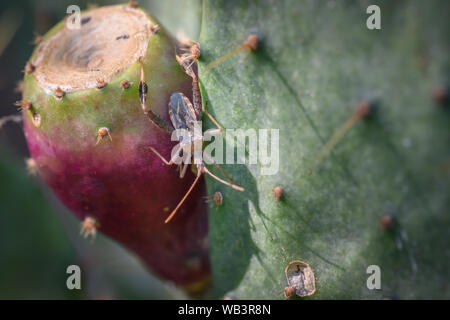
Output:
169 93 197 143
169 93 197 127
139 81 148 105
169 93 189 129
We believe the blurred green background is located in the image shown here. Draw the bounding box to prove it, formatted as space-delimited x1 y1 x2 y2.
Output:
0 0 201 300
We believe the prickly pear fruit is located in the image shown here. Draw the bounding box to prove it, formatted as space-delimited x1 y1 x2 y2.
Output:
21 4 209 290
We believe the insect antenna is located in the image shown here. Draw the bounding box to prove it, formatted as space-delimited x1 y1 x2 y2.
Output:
165 171 203 223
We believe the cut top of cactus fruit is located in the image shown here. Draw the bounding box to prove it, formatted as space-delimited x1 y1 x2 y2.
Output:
31 5 152 93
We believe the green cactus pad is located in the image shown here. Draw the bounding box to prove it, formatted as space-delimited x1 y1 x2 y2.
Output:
199 0 450 299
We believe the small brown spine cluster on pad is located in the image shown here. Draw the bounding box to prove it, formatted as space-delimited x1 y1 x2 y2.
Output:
54 87 65 99
212 191 223 206
204 191 223 207
96 127 112 145
380 214 395 231
243 34 259 51
24 62 35 74
355 100 376 118
120 80 131 89
32 112 41 127
150 24 159 34
283 286 295 298
273 185 284 201
432 85 449 106
32 33 43 45
25 158 38 176
80 216 98 239
128 1 138 8
96 78 107 89
15 100 32 112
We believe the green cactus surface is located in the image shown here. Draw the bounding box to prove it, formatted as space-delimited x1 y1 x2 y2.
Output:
198 0 450 299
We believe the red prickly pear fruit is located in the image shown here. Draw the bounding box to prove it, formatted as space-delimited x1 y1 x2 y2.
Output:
21 4 210 292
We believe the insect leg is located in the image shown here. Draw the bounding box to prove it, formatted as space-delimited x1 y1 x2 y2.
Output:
203 153 236 184
203 108 223 137
139 62 173 133
146 144 181 166
202 165 244 192
165 170 203 223
191 74 202 118
179 162 189 178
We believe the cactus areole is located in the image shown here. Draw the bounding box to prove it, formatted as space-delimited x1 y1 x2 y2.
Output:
21 4 210 291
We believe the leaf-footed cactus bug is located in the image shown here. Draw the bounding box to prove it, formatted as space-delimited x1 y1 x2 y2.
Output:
139 43 244 223
80 216 98 240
